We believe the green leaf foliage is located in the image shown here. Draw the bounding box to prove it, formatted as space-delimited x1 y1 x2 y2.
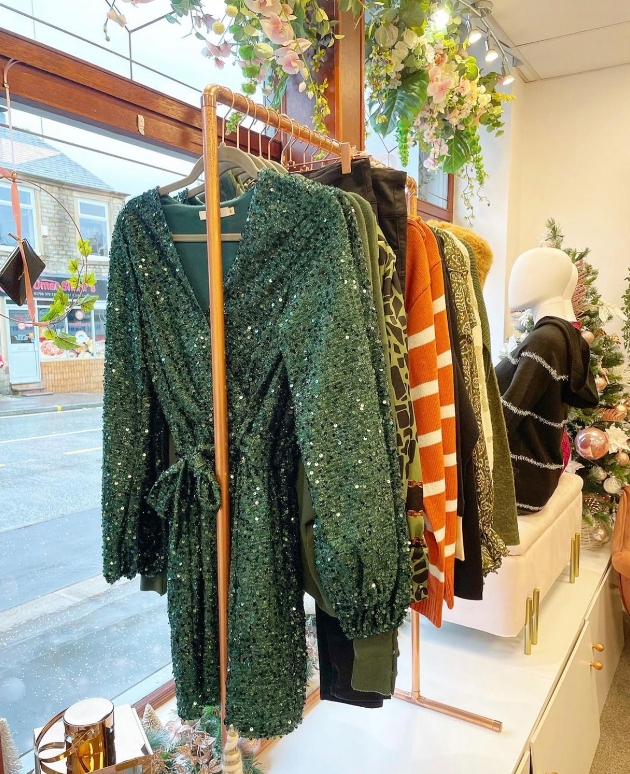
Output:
371 69 428 137
79 294 99 313
442 131 470 174
52 332 78 351
462 57 478 80
399 0 425 31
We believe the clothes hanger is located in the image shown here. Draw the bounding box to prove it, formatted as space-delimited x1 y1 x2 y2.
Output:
257 105 287 173
158 157 205 196
281 117 301 171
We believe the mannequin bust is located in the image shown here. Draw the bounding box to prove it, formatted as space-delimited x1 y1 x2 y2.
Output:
499 248 598 514
508 248 575 322
563 264 578 322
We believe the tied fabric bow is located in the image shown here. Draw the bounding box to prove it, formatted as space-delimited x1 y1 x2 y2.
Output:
148 445 222 526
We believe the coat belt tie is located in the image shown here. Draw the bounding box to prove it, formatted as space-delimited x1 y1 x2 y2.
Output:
148 444 221 522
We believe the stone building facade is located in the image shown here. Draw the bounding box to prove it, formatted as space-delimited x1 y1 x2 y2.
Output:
0 124 127 394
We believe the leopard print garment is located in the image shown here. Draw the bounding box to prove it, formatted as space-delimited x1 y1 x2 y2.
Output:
437 230 508 575
378 230 429 601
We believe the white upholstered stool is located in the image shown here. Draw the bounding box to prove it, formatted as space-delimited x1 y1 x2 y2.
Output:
442 472 584 650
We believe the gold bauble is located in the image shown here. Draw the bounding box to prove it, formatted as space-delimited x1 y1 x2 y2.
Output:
615 451 630 467
582 330 595 344
595 375 607 392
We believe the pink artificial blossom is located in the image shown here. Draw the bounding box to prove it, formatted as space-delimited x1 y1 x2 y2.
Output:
208 41 231 58
428 65 442 83
244 0 283 16
214 57 226 70
427 75 454 103
291 37 311 53
260 13 295 45
275 46 301 74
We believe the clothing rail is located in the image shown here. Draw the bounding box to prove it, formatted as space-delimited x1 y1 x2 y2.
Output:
200 85 354 740
402 198 503 734
199 84 499 746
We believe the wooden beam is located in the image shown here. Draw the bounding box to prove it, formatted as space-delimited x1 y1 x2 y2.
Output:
0 29 281 159
283 2 365 149
333 8 365 151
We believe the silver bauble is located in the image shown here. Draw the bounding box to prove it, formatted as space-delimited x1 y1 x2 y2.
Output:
603 475 622 494
591 522 612 544
590 466 608 482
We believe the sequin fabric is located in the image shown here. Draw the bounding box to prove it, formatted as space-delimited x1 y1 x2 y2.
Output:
102 171 410 739
224 174 411 732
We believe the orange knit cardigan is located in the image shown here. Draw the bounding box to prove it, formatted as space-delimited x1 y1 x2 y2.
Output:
406 218 458 626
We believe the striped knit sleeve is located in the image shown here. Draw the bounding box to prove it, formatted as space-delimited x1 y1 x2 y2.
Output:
417 220 458 610
406 218 447 626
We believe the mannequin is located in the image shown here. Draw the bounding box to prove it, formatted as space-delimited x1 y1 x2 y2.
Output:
508 247 574 323
497 248 598 513
563 264 579 322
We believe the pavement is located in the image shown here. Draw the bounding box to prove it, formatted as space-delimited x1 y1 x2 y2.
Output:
0 391 103 417
0 405 172 755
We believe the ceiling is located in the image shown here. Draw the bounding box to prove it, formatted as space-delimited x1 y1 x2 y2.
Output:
488 0 630 81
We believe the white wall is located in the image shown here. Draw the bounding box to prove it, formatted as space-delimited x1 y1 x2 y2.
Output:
454 78 525 359
467 64 630 350
508 64 630 344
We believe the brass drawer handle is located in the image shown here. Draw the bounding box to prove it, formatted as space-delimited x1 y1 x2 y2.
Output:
591 661 604 670
592 643 605 652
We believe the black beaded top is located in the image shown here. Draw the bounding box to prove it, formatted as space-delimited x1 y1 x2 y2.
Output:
102 169 410 737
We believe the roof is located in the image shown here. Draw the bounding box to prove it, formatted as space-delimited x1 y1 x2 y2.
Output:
0 124 114 191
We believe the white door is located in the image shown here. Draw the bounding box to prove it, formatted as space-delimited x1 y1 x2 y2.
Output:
6 304 40 384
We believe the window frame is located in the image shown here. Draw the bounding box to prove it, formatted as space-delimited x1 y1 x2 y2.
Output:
0 180 39 252
76 196 111 259
417 173 455 224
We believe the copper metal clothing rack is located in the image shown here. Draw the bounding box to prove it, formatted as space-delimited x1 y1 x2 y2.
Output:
199 84 500 743
200 84 353 738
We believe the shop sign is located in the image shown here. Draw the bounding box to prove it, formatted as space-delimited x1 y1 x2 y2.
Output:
0 274 107 301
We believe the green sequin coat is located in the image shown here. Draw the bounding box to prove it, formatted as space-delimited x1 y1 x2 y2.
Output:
102 170 411 738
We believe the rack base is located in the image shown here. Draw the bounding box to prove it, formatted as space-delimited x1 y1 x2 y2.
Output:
393 688 503 732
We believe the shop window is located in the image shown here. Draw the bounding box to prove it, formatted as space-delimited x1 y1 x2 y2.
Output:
0 182 38 250
78 199 110 258
94 304 106 357
0 103 189 761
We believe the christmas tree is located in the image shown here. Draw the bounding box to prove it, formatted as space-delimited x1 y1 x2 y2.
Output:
0 717 21 774
507 219 630 533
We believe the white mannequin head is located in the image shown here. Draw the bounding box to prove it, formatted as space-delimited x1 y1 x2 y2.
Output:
508 247 574 323
563 264 578 322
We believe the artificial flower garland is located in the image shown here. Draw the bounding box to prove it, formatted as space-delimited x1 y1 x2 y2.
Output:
107 0 513 198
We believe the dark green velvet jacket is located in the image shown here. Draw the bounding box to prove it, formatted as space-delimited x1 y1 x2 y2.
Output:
102 170 411 737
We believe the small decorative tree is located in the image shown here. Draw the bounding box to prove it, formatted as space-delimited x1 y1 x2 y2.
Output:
0 717 21 774
507 219 629 541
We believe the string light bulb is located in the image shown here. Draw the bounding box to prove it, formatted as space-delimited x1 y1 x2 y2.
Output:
502 63 515 85
484 38 499 62
431 3 450 30
468 20 483 45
